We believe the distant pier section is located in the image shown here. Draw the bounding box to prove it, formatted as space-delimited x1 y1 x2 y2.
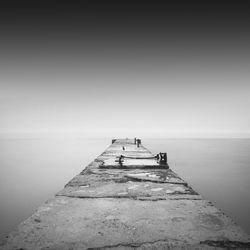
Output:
2 138 250 249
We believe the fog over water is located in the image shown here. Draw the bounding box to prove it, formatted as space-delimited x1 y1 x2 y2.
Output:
0 138 250 241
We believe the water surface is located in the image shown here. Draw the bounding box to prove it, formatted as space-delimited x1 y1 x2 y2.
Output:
144 138 250 235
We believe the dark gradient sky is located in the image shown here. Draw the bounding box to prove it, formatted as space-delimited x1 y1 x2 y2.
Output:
1 2 250 137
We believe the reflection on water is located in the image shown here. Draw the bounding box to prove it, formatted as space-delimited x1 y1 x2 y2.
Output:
0 138 249 241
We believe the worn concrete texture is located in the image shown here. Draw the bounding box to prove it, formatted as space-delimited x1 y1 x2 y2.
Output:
2 139 250 250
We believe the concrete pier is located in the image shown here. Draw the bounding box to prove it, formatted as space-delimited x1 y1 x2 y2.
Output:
2 139 250 249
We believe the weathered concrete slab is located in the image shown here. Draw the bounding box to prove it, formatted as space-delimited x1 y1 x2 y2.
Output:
101 151 153 157
101 157 167 169
106 145 148 152
59 167 190 199
70 168 187 186
124 171 186 184
57 180 196 199
2 138 250 250
3 197 250 250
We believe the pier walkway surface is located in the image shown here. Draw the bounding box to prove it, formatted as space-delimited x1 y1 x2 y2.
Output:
2 139 250 249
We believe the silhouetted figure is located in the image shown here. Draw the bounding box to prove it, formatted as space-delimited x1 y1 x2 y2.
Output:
122 146 125 150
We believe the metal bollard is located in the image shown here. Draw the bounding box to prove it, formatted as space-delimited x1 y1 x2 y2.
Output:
158 152 167 165
136 139 141 147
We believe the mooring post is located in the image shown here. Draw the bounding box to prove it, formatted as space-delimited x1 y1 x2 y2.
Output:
157 152 167 165
118 155 124 166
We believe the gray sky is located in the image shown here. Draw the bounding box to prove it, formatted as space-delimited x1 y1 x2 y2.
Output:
1 3 250 138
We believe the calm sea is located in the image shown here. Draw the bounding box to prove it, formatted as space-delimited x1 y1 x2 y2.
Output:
0 138 250 241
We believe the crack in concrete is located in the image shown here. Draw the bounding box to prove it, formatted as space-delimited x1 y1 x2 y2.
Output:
99 165 169 169
87 239 250 249
169 197 202 200
87 238 250 249
124 175 188 185
56 194 162 200
200 240 250 249
56 194 202 201
86 238 178 249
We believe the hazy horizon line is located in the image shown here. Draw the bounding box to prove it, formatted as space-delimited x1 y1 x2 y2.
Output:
1 131 250 139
